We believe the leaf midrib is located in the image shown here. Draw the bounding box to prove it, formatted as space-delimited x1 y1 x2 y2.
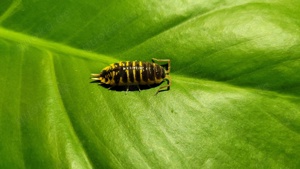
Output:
0 27 115 62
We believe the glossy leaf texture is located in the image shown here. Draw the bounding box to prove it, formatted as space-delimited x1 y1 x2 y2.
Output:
1 0 300 169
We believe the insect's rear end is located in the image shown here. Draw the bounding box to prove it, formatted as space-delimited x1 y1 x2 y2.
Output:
91 58 171 94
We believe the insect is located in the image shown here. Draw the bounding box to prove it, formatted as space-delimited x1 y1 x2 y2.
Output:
91 58 171 95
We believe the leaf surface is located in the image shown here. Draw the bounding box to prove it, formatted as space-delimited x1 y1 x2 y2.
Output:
1 0 300 168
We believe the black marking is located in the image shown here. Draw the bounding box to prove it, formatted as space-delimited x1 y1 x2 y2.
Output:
161 66 166 79
120 62 127 83
112 63 120 85
101 70 108 77
136 62 141 82
155 64 161 79
149 63 155 81
113 63 120 73
142 62 148 82
129 62 134 82
114 72 120 85
122 71 127 83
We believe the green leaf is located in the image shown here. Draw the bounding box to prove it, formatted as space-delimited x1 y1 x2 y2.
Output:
1 0 300 168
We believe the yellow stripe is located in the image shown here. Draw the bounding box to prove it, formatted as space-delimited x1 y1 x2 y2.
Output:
126 61 129 83
110 63 115 68
132 61 136 83
139 61 143 83
152 63 157 82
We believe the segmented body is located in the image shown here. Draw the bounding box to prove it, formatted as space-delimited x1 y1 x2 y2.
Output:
91 58 171 94
96 61 166 86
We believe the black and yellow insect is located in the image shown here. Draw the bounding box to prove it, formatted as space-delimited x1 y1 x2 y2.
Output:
91 58 171 94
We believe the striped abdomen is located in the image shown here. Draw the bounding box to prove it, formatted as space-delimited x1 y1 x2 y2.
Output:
97 61 166 86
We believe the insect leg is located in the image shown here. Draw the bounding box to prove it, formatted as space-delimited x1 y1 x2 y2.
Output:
155 78 171 95
126 85 129 94
152 58 171 73
137 85 141 92
152 58 171 95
